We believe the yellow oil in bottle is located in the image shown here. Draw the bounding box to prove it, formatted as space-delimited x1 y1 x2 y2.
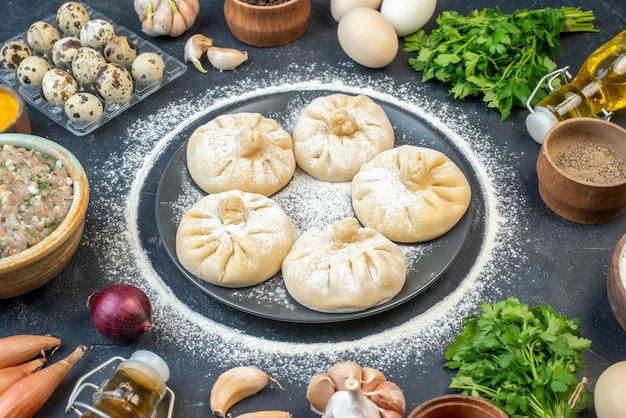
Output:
526 30 626 142
81 351 169 418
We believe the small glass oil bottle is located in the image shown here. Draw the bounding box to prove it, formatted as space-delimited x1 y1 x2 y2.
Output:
81 350 170 418
526 30 626 143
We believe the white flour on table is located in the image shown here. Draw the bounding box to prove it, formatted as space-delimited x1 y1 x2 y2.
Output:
81 62 530 382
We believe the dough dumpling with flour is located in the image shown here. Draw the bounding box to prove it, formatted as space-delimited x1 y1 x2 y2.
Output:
352 145 471 243
282 218 406 313
186 112 296 196
176 190 295 288
291 94 394 182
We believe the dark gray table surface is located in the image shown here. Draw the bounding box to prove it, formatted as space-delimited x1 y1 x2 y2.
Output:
1 0 625 417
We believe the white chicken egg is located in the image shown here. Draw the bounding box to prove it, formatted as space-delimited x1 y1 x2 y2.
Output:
131 52 165 83
337 7 398 68
41 68 78 103
64 92 104 124
380 0 437 36
330 0 382 22
17 56 51 86
96 63 134 103
594 361 626 418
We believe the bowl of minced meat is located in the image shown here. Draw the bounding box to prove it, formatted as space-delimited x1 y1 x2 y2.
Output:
0 133 88 298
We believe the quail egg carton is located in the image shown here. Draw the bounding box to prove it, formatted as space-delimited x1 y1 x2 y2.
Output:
0 4 187 136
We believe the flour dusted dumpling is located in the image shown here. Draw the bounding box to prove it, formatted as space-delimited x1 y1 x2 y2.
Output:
352 145 471 243
282 218 406 313
176 190 295 288
292 94 394 182
187 113 296 196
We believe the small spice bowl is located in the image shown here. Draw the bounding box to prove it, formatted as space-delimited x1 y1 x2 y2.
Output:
607 233 626 332
0 133 89 298
408 394 509 418
536 117 626 224
223 0 311 47
0 84 30 134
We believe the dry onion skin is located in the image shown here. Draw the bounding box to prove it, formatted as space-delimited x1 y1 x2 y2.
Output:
87 283 153 342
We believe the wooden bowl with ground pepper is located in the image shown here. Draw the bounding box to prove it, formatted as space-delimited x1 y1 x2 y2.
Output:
407 394 508 418
224 0 311 47
536 117 626 224
0 133 89 298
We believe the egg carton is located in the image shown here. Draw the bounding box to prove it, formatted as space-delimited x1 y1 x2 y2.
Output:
0 4 187 136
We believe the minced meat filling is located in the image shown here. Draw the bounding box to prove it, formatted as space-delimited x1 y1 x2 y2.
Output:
0 144 74 258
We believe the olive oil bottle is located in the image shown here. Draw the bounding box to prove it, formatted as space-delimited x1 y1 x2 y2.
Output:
526 30 626 143
81 350 170 418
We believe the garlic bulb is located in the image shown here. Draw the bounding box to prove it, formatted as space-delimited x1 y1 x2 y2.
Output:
134 0 199 37
307 361 406 418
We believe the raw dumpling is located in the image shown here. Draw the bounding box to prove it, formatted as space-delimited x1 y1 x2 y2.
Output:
352 145 471 243
291 94 394 182
282 218 406 313
186 112 296 196
176 190 295 288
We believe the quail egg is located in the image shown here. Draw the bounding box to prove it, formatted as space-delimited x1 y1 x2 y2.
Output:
26 21 61 56
131 52 165 83
72 46 107 89
42 68 78 103
51 36 82 71
64 92 104 124
96 63 134 103
104 35 137 70
17 56 52 86
80 19 116 52
0 41 32 70
56 1 91 37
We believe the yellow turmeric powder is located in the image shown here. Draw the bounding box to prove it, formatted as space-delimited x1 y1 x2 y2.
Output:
0 91 19 131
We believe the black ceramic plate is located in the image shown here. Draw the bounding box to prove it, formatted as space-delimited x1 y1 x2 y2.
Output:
155 90 473 323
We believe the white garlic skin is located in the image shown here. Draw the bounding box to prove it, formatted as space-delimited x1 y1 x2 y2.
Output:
206 47 248 71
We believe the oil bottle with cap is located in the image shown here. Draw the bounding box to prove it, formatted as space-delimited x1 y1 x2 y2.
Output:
66 350 174 418
526 30 626 143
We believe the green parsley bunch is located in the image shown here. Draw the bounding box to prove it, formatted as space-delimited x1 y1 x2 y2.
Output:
445 297 592 418
404 7 597 120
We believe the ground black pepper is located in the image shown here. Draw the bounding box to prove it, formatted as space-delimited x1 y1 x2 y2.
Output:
556 142 626 183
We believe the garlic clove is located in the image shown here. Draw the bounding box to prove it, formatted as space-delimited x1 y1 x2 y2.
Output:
169 7 188 37
306 373 336 414
379 410 404 418
134 0 158 21
175 0 198 28
184 0 200 16
147 0 173 36
206 46 248 71
360 367 387 392
233 412 292 418
365 381 406 414
184 34 213 73
210 366 282 417
327 361 362 391
323 379 380 418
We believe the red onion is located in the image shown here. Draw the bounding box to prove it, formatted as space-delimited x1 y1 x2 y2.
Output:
87 284 153 342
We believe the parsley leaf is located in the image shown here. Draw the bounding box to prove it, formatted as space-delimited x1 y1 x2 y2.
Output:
445 297 592 418
404 7 597 121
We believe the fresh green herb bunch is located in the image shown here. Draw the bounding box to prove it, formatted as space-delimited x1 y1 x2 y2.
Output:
404 7 597 120
445 297 592 418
